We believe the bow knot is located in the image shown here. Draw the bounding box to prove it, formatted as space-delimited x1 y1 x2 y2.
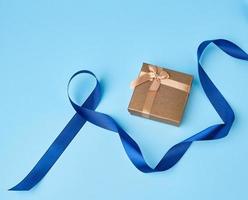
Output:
131 65 170 91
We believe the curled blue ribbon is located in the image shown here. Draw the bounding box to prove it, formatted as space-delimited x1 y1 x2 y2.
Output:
10 39 248 191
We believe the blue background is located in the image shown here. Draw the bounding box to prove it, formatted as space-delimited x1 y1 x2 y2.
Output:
1 0 248 199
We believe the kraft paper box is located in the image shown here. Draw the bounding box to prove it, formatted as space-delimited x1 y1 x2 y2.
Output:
128 63 193 126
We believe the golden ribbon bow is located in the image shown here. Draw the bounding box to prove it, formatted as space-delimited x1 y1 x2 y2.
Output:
131 65 190 117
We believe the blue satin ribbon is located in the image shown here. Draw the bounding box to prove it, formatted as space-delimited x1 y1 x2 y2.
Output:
10 39 248 191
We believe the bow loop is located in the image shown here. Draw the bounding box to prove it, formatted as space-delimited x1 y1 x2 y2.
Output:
130 65 170 91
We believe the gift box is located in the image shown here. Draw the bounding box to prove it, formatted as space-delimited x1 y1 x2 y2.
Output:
128 63 193 126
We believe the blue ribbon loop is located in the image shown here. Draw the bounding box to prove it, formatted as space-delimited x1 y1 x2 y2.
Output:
10 39 248 191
